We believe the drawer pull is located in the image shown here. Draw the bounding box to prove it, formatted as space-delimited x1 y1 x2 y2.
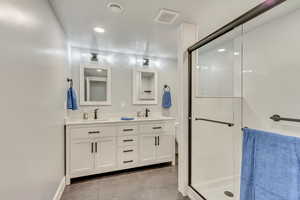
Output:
123 160 134 164
123 129 134 132
123 139 134 142
152 127 162 130
123 149 134 153
88 131 100 134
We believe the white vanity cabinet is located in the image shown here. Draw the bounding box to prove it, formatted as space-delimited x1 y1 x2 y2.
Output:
139 123 174 165
70 139 94 175
66 118 175 185
94 137 117 172
67 125 117 181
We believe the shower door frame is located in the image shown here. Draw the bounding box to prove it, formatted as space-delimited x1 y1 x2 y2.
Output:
187 0 286 199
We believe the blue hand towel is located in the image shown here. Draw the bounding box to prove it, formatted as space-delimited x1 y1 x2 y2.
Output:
241 128 300 200
162 91 172 109
67 87 78 110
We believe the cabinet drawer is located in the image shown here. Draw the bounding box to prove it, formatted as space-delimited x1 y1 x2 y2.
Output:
118 135 138 146
118 146 138 167
117 125 137 136
139 123 165 134
71 126 116 140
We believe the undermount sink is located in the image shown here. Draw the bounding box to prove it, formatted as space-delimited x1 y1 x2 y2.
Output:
89 118 110 121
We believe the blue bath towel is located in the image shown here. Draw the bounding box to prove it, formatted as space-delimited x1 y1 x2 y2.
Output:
241 128 300 200
162 91 172 109
67 87 78 110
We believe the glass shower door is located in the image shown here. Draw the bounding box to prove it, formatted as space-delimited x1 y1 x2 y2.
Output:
190 26 243 200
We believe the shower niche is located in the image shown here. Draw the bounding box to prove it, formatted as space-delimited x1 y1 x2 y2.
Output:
132 69 158 105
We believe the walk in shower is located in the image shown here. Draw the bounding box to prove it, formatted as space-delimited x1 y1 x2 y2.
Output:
188 0 300 199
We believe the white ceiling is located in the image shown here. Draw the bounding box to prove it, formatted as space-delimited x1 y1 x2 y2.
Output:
50 0 202 59
50 0 266 59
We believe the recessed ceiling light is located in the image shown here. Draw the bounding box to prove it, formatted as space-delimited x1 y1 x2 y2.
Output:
218 48 226 52
107 3 123 13
234 52 240 56
94 27 105 33
97 69 102 72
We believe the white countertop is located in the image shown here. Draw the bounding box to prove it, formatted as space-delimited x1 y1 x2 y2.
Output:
65 116 175 125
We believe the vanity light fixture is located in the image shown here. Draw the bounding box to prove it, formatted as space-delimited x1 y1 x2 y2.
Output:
218 48 226 52
94 27 105 33
143 58 150 66
91 53 98 62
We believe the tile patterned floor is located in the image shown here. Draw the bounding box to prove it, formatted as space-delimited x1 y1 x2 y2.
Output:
61 164 189 200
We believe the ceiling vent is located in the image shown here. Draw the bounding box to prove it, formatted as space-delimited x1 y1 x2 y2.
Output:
154 9 179 24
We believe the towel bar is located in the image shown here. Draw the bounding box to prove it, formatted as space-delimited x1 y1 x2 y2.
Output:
195 118 234 127
270 114 300 123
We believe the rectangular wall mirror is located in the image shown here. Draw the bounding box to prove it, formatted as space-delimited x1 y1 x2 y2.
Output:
133 69 158 105
80 64 111 106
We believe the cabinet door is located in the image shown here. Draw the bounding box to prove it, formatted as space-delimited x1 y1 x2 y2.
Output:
94 137 117 172
139 135 157 165
156 134 174 162
70 139 94 176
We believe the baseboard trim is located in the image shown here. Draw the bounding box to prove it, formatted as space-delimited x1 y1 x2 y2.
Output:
53 177 65 200
187 186 205 200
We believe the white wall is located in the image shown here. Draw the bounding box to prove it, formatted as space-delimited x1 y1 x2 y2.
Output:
0 0 67 199
196 0 264 39
196 32 242 98
243 4 300 136
68 47 178 119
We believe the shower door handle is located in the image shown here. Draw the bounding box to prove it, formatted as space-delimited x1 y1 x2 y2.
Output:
195 118 234 127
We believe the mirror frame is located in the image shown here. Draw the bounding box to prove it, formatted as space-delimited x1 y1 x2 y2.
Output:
80 64 112 106
132 68 158 105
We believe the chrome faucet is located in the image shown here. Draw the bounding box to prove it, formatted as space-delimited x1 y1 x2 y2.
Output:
94 108 100 120
145 108 150 118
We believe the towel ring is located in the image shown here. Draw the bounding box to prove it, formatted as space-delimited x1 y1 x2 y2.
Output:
163 85 171 92
67 78 73 88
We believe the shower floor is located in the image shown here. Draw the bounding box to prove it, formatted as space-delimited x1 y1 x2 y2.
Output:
192 177 240 200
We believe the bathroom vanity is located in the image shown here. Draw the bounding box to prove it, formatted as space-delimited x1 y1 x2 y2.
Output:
65 117 175 185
